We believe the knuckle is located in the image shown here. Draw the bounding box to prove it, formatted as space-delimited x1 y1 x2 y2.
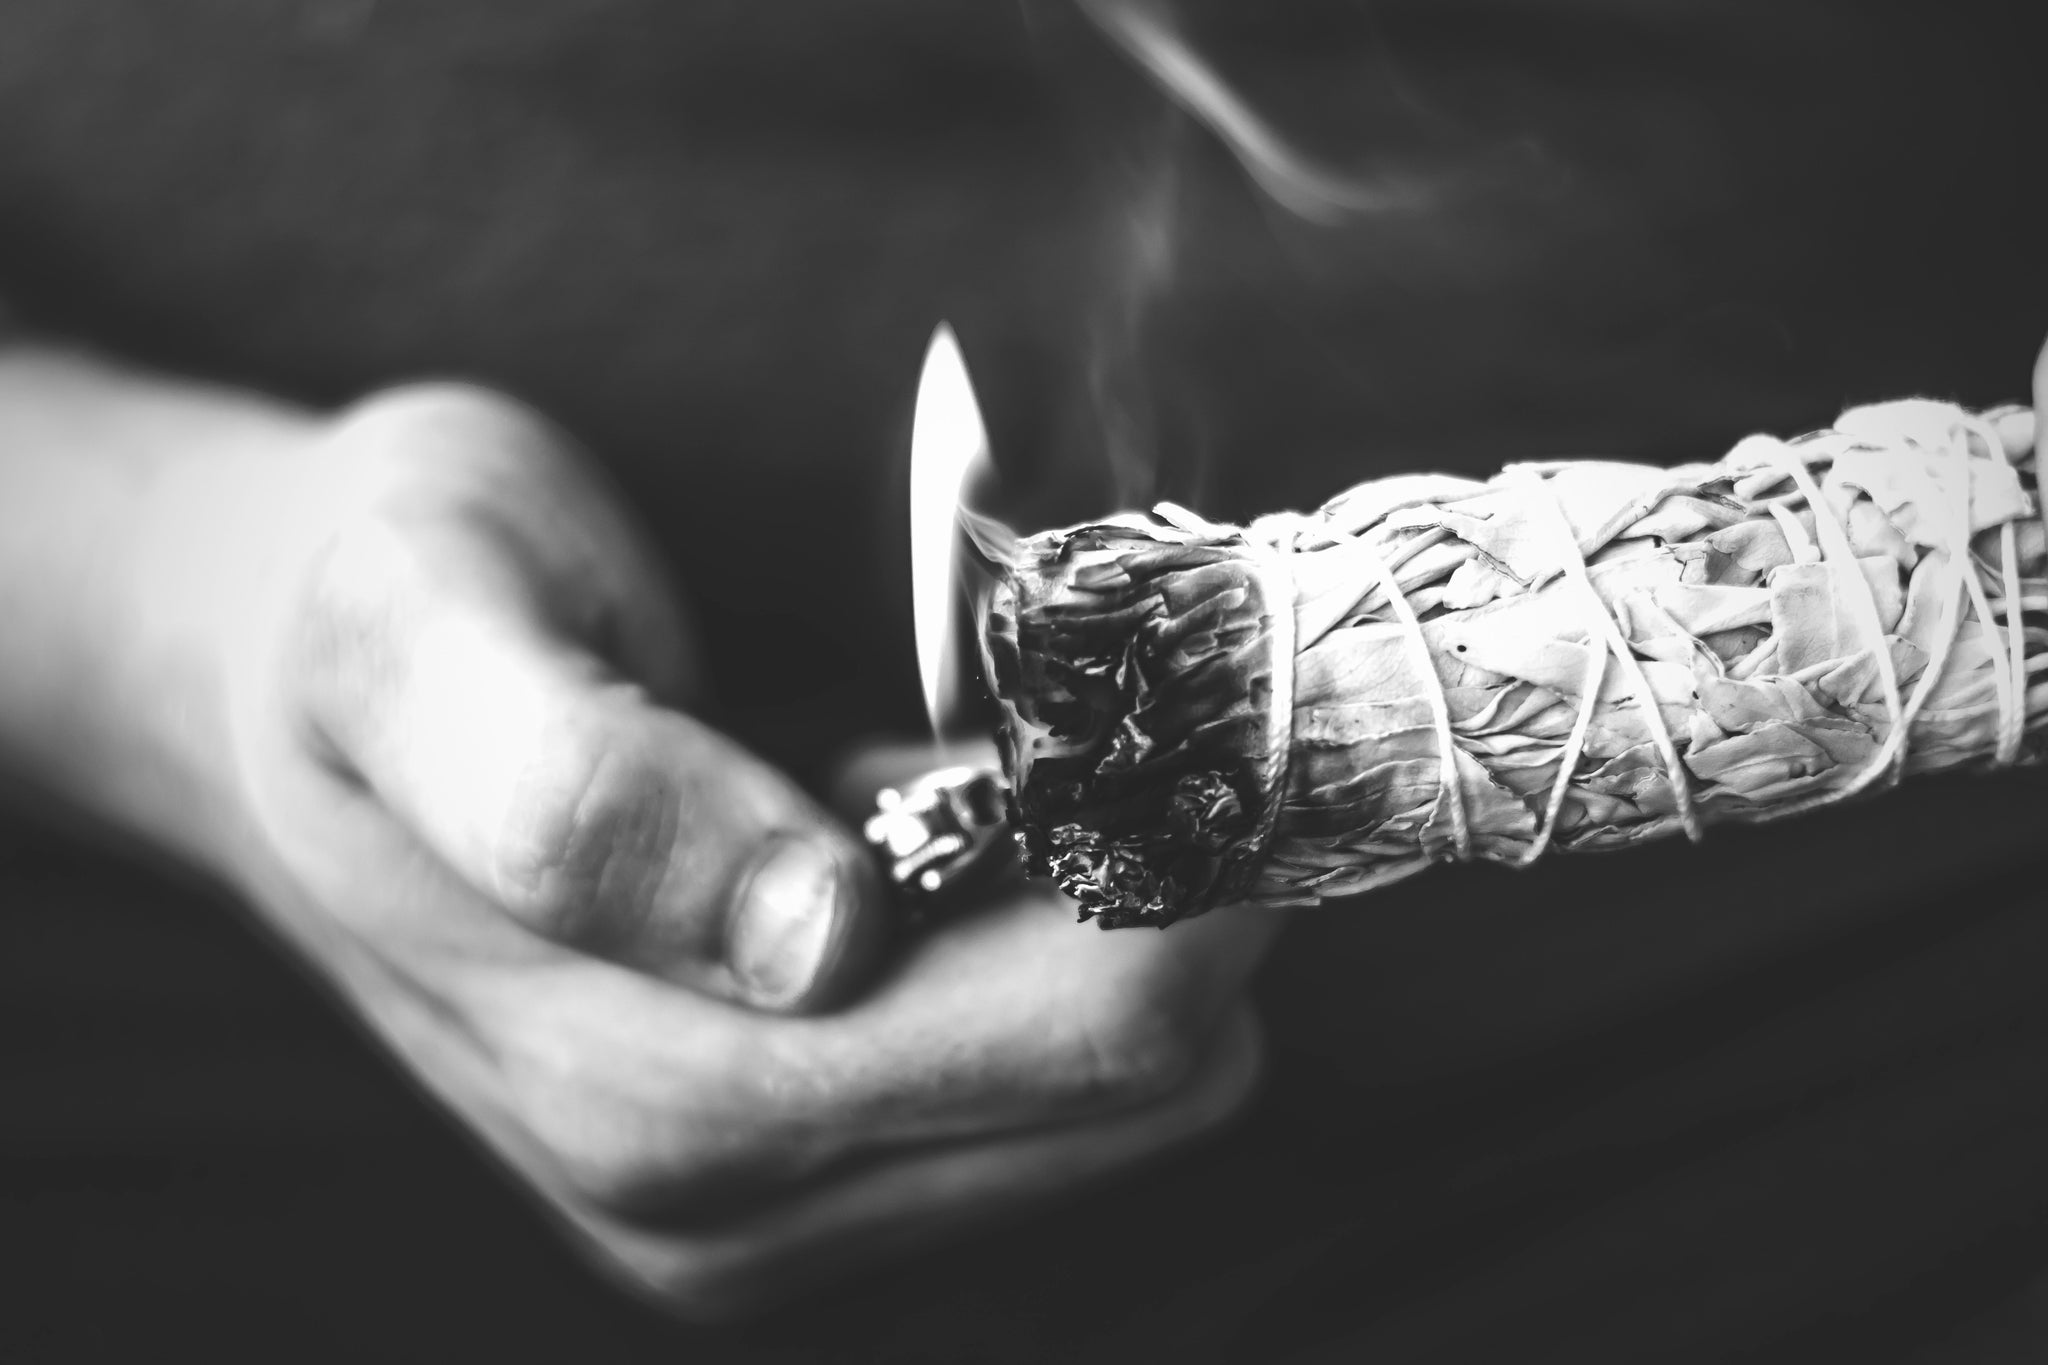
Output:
548 1116 794 1225
1205 1058 1263 1131
548 1128 674 1220
323 383 582 514
574 1214 796 1322
504 1053 682 1220
503 1030 810 1224
336 382 557 462
1181 1010 1267 1135
499 1037 660 1216
621 1242 784 1322
491 733 678 951
1072 997 1205 1106
281 512 430 753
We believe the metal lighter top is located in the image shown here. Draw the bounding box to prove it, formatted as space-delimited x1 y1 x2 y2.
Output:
863 764 1013 902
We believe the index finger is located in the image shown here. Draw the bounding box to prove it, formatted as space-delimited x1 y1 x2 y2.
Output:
451 864 1279 1217
806 737 1283 1139
455 746 1282 1203
770 862 1284 1148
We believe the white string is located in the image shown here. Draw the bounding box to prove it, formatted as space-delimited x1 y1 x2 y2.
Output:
1942 448 2022 772
1513 467 1702 846
1488 469 1604 865
1843 523 1966 796
2037 403 2048 752
1763 444 1910 799
1245 538 1298 865
1963 415 2029 768
1521 608 1606 868
1260 403 2035 897
1343 531 1471 862
1752 410 2036 818
1997 515 2027 767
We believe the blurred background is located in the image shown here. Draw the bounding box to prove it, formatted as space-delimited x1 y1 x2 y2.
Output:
3 1 2047 1359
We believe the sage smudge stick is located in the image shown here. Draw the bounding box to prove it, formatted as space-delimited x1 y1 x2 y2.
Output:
982 399 2045 927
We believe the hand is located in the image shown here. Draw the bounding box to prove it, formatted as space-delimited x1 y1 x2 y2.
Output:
188 383 1278 1316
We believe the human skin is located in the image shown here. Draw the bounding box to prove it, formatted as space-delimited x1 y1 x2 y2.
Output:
0 343 1280 1317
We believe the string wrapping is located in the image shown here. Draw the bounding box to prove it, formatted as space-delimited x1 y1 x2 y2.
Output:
985 398 2044 927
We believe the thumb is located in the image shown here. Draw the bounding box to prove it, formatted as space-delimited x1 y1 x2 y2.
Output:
296 533 886 1013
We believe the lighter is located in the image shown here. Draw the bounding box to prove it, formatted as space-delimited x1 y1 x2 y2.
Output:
862 764 1014 905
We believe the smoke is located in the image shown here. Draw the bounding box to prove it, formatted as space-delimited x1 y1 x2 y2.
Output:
1089 119 1185 509
1076 0 1436 226
1059 0 1462 514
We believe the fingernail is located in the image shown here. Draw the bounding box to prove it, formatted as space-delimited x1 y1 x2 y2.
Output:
729 837 849 1009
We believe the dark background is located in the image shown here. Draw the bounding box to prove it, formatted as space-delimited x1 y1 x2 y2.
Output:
4 2 2048 1360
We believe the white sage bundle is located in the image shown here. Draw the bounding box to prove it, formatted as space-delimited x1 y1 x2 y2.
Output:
982 399 2044 927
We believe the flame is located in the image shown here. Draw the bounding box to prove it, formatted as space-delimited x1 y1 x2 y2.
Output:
910 324 996 737
1078 0 1429 225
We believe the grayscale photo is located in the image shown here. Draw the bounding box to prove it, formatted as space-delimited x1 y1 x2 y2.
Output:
3 3 2045 1361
